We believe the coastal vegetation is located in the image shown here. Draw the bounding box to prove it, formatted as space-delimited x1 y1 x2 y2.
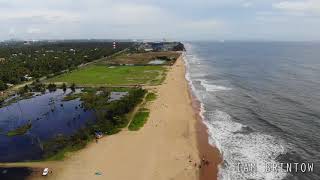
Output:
16 79 46 95
42 87 147 160
128 109 150 131
48 65 167 86
145 92 157 102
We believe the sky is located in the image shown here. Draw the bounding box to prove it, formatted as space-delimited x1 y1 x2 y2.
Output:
0 0 319 41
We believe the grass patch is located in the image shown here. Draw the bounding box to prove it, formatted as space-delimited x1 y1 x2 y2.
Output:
145 92 157 102
62 93 82 101
48 65 166 86
45 146 73 161
7 123 32 137
44 134 92 161
128 110 150 131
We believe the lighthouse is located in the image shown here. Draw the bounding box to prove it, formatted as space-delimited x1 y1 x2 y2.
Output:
113 41 116 49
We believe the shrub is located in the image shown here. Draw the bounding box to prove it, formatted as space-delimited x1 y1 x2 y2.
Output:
61 83 67 92
70 83 76 92
128 111 150 131
0 80 7 91
47 83 57 92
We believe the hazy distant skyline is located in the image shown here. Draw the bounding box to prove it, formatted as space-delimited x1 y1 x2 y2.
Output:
0 0 319 41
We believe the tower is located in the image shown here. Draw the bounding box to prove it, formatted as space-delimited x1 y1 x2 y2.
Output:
113 41 116 49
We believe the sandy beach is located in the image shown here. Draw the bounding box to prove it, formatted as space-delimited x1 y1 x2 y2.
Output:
2 56 221 180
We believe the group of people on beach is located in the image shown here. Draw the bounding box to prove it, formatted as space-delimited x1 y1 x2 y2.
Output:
189 155 210 169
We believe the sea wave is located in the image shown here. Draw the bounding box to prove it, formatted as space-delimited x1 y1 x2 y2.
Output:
199 79 232 92
183 45 288 180
205 110 287 180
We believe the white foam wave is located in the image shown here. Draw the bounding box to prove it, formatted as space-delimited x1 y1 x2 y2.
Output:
183 52 195 92
200 79 232 92
205 110 287 180
183 44 288 180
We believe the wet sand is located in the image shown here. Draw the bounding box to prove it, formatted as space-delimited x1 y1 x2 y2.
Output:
191 95 223 180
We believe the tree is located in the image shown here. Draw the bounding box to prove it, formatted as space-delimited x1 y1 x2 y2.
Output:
18 85 30 95
70 83 76 92
0 80 7 91
61 83 67 92
23 85 30 92
31 80 45 92
47 83 57 92
173 42 185 51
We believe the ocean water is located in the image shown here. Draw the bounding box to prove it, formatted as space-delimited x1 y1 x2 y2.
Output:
184 42 320 180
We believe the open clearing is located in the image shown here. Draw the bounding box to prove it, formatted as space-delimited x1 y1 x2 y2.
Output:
48 65 167 86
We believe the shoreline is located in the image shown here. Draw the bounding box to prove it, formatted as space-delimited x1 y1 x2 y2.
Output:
182 55 223 180
192 96 223 180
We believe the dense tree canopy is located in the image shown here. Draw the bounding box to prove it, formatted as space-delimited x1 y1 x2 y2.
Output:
0 41 133 89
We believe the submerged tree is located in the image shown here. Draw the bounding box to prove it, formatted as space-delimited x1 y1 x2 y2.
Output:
61 83 67 92
47 83 57 92
70 83 76 92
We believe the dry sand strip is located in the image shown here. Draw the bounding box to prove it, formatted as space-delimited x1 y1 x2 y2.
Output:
3 56 219 180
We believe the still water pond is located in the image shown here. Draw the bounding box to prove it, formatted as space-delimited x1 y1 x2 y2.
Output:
0 89 95 162
148 59 166 65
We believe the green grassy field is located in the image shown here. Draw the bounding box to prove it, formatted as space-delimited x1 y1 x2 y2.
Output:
48 65 167 86
128 110 150 131
145 92 157 102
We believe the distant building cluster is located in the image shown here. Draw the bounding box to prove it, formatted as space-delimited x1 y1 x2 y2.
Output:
137 42 184 52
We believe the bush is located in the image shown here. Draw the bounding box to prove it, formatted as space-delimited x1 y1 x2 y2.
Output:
31 80 45 92
18 85 30 95
0 80 7 91
145 92 157 101
61 83 67 92
47 83 57 92
128 111 150 131
70 83 76 92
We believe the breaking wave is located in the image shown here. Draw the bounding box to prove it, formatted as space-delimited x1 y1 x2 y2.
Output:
200 79 232 92
183 44 288 180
